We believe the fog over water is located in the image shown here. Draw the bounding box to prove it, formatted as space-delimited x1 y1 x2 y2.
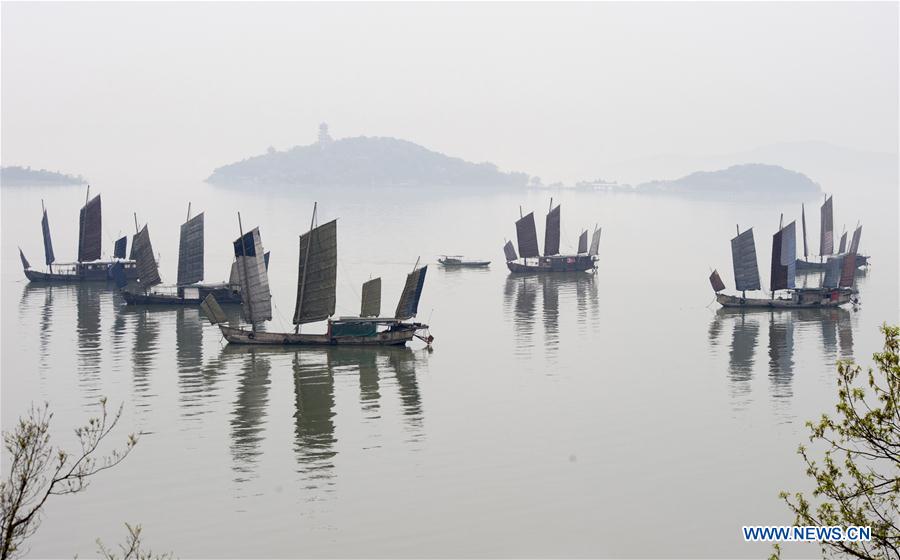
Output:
1 2 898 559
2 2 897 188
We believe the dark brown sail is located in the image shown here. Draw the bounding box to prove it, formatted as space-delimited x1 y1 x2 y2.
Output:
177 212 204 285
131 225 161 287
516 213 539 258
41 209 55 265
395 265 427 320
730 228 760 291
78 194 102 262
577 230 588 254
819 196 833 256
113 236 127 259
19 247 30 270
360 277 381 317
503 240 518 262
709 269 726 292
800 203 808 259
544 205 560 256
293 220 337 325
837 231 847 254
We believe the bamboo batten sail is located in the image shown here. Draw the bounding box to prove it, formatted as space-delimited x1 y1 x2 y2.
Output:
233 228 272 323
516 213 539 258
360 277 381 317
113 236 127 259
770 222 796 291
78 194 102 262
41 210 55 266
577 230 588 254
544 205 561 256
200 294 227 325
110 262 128 289
731 228 761 291
395 265 428 320
800 204 809 259
823 256 843 288
19 248 30 270
849 225 862 254
589 227 602 256
838 231 847 254
293 220 337 325
230 252 269 287
819 196 833 256
132 225 161 287
177 212 205 285
503 240 518 262
839 254 856 288
709 269 726 292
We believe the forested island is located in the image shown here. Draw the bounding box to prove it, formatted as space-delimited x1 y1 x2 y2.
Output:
634 163 821 194
1 166 87 187
208 124 530 188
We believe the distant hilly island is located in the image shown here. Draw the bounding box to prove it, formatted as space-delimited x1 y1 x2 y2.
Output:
208 125 530 188
1 166 87 187
208 126 830 196
635 163 821 194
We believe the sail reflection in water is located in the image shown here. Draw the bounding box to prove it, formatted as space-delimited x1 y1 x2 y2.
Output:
76 284 104 402
503 273 599 358
293 351 337 490
228 349 271 484
710 308 854 412
175 307 206 420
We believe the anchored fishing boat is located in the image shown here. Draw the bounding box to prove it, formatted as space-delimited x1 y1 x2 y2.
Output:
202 203 433 347
120 204 249 305
20 187 139 283
438 255 490 267
796 196 869 272
710 217 861 309
504 200 601 273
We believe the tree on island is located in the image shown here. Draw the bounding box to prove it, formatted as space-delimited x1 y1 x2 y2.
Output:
774 325 899 560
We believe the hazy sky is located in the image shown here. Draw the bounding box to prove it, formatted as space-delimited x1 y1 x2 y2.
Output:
2 2 897 187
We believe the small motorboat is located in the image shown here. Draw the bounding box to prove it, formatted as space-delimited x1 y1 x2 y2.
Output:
438 255 490 267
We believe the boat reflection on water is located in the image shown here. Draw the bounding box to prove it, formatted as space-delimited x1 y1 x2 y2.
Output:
710 307 854 412
219 344 426 493
503 273 599 358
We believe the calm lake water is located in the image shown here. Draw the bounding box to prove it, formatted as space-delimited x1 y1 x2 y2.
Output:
1 183 897 558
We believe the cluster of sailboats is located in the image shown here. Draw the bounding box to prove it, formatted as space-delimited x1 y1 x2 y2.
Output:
18 188 872 344
19 189 432 348
709 195 867 309
503 199 602 273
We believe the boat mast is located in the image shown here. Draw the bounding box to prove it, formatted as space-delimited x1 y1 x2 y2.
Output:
519 205 524 265
237 212 255 332
294 202 318 334
134 212 139 234
737 224 745 299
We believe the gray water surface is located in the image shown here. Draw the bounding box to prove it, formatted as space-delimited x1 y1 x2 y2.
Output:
2 184 897 558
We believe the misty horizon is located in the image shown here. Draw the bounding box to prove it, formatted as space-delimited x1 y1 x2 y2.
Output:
2 2 897 190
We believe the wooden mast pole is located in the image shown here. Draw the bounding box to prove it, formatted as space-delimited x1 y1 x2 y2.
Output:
295 202 317 334
412 256 420 273
186 202 191 222
237 212 255 332
134 212 139 234
736 225 745 299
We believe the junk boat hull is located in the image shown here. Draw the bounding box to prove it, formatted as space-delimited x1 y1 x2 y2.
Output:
716 288 856 309
796 255 869 272
219 322 429 347
507 255 596 273
122 283 241 306
25 261 139 283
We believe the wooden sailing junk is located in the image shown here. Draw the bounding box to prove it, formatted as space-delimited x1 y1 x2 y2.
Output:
204 203 433 347
121 205 249 306
21 187 139 283
710 215 861 308
504 200 600 273
796 195 869 272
